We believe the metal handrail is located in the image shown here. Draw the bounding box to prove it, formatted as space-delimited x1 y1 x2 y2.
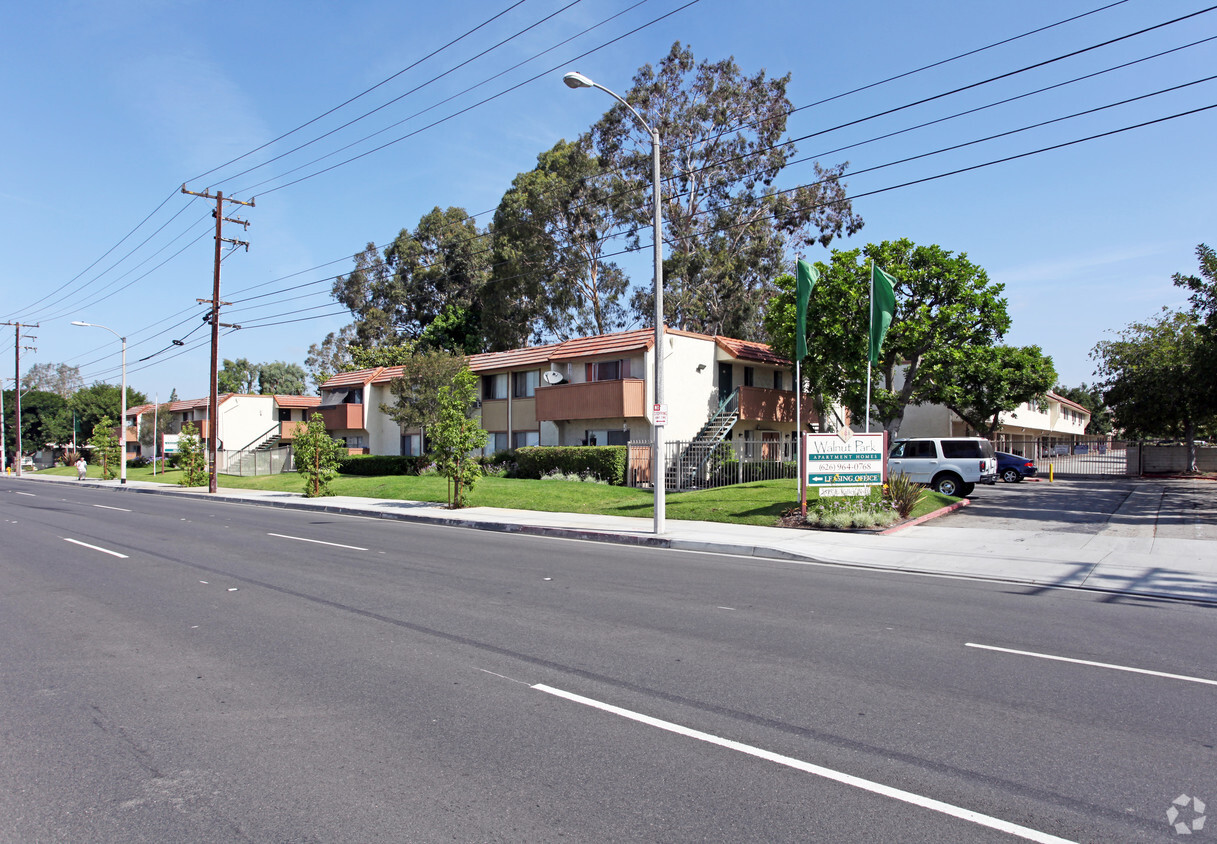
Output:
233 423 280 453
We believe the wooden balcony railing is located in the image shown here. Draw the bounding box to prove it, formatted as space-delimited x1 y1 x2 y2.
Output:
535 379 646 421
320 403 364 430
737 386 818 425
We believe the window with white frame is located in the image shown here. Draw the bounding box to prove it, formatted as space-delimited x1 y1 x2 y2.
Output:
482 373 508 400
513 370 538 398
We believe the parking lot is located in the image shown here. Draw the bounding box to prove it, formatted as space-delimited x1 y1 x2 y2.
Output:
937 477 1217 539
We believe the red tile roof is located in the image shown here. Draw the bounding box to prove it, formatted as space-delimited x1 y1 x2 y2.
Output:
321 368 384 388
317 328 791 384
714 336 790 366
274 395 322 408
1048 391 1090 415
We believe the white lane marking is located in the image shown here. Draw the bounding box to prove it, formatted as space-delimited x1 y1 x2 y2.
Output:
717 606 736 610
63 538 129 559
966 643 1217 687
92 504 131 512
13 491 35 497
533 684 1075 844
267 532 368 551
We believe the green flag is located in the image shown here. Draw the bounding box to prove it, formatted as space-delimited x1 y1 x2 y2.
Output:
795 259 817 360
869 263 896 364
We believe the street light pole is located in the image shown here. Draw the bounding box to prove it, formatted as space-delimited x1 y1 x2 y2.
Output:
72 321 127 485
563 71 665 534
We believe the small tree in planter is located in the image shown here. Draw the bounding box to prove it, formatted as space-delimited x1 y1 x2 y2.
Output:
293 412 344 497
88 416 121 480
428 369 487 508
176 423 208 487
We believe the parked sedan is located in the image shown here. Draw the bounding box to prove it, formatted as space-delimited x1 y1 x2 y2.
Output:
996 451 1038 483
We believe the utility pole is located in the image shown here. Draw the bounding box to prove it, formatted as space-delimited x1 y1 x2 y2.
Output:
1 322 38 477
181 185 252 493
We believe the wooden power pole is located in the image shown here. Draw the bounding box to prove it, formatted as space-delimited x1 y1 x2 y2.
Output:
1 322 38 477
180 185 253 493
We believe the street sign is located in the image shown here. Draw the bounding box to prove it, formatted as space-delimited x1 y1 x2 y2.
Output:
653 403 667 426
804 432 885 495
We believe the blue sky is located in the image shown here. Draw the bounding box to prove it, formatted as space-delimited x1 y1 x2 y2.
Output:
2 0 1213 402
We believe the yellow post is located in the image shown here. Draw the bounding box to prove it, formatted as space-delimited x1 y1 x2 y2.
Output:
1049 463 1054 482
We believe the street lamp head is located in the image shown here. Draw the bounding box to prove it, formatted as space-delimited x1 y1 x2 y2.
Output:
71 320 92 327
563 71 594 89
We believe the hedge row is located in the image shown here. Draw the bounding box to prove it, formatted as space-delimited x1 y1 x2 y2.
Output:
337 454 428 476
514 446 627 485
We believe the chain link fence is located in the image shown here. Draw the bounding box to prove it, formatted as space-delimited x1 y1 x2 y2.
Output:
217 446 295 476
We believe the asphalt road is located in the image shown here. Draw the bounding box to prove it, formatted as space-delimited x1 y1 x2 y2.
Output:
2 478 1214 842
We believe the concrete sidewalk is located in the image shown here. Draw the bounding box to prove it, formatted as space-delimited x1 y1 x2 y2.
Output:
19 474 1217 604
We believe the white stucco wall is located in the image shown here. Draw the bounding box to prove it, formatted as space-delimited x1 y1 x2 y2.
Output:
365 382 403 455
218 396 275 451
656 333 718 442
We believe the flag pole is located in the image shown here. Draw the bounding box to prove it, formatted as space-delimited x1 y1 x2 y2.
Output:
866 259 873 434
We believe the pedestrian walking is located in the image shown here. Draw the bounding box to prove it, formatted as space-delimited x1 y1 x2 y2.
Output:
76 456 87 480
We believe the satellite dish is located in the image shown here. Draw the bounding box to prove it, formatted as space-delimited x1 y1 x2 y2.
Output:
542 370 564 385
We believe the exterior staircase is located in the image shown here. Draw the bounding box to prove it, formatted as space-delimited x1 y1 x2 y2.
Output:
667 388 739 490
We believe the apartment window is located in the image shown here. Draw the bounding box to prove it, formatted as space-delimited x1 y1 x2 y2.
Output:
513 431 539 449
278 408 292 422
482 373 508 400
586 359 629 381
743 366 755 387
513 370 538 398
401 434 421 456
484 432 509 456
606 430 628 446
773 371 783 391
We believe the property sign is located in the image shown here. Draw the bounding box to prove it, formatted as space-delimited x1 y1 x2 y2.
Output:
162 434 179 455
804 432 885 496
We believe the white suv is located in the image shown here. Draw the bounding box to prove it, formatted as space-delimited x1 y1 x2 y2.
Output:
887 437 998 497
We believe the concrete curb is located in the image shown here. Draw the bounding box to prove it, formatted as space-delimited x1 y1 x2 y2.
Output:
879 498 970 535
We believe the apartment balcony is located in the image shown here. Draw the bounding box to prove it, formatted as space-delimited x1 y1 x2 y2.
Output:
279 420 307 441
737 386 818 425
320 403 364 430
536 379 646 421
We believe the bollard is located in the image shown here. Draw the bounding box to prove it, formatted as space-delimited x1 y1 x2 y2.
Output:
1049 463 1054 483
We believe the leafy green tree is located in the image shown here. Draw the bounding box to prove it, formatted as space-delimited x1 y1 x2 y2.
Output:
22 362 84 398
380 350 468 439
138 403 174 458
292 412 344 497
70 382 148 443
347 343 418 371
1093 309 1215 471
922 345 1056 438
490 138 629 344
88 415 121 480
1053 383 1114 437
764 239 1009 435
427 369 488 508
4 389 73 459
306 324 356 390
332 207 489 353
258 361 308 395
1173 242 1217 332
176 422 208 487
591 42 863 339
217 358 259 393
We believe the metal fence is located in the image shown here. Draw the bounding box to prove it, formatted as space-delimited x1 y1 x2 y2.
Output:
217 446 295 476
991 436 1131 477
627 439 797 491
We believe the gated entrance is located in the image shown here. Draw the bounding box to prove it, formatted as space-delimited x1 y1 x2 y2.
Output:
992 435 1133 478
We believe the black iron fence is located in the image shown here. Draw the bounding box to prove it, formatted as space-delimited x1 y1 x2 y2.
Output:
627 439 797 491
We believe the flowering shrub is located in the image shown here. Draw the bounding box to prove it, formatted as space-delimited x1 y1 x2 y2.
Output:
805 488 900 529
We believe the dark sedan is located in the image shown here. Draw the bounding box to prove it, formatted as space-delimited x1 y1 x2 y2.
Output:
996 451 1038 483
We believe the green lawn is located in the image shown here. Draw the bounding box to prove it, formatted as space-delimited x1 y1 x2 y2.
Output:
37 464 953 527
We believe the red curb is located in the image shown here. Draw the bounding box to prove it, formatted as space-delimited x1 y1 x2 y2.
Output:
879 497 970 535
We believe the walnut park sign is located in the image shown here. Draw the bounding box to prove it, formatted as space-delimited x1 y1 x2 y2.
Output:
804 432 885 497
